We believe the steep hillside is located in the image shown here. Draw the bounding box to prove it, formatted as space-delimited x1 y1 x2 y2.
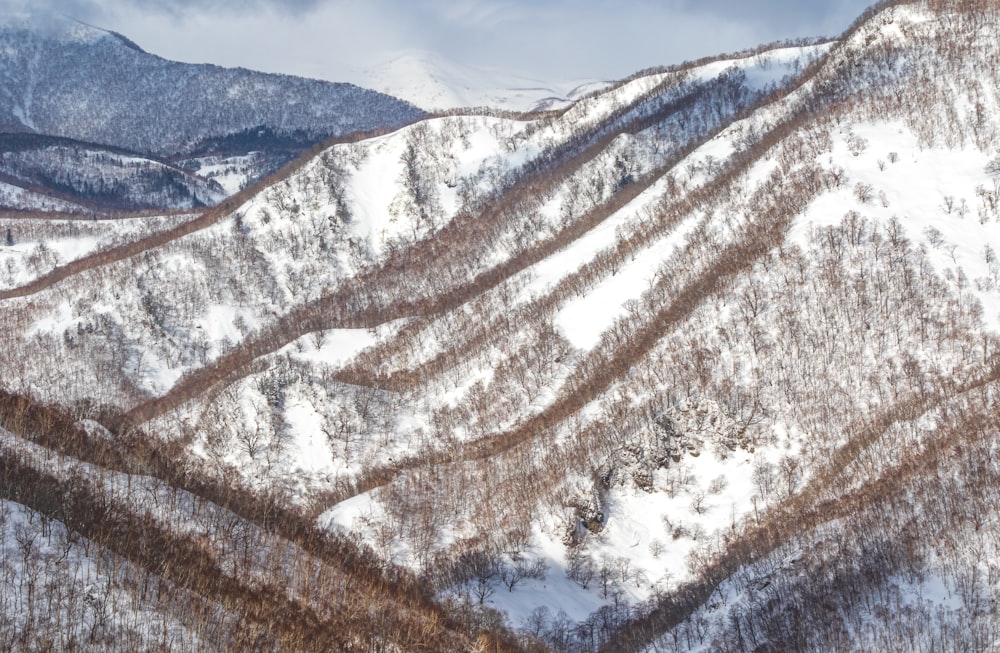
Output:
2 0 1000 650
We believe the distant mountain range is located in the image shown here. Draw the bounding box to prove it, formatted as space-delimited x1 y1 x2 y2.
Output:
0 13 423 212
361 49 611 112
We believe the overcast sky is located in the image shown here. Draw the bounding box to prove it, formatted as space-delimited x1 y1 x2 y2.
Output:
8 0 875 83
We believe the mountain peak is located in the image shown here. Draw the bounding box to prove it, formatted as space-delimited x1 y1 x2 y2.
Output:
362 48 607 112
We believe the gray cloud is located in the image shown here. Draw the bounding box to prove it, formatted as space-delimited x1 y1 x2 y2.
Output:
370 0 875 77
0 0 876 82
1 0 325 18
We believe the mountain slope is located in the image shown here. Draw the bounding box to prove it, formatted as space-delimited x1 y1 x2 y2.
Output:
0 12 424 213
3 0 1000 650
0 133 226 211
0 13 423 157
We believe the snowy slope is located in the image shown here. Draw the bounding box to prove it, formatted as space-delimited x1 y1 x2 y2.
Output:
280 6 1000 643
0 134 227 211
0 43 813 407
0 212 192 290
3 2 1000 651
0 179 82 212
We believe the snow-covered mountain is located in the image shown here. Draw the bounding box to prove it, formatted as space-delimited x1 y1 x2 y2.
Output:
0 12 423 214
362 49 610 112
4 1 1000 651
0 13 422 156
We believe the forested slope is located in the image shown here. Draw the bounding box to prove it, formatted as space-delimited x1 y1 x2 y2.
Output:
2 1 1000 650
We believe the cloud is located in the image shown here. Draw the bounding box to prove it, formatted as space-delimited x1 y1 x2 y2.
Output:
0 0 325 19
433 0 521 28
389 0 780 78
0 0 877 83
346 0 874 79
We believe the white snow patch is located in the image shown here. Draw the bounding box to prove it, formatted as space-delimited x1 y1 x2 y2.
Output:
287 328 378 369
792 120 1000 329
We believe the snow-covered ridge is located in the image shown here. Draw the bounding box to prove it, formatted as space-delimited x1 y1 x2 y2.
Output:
4 1 1000 650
